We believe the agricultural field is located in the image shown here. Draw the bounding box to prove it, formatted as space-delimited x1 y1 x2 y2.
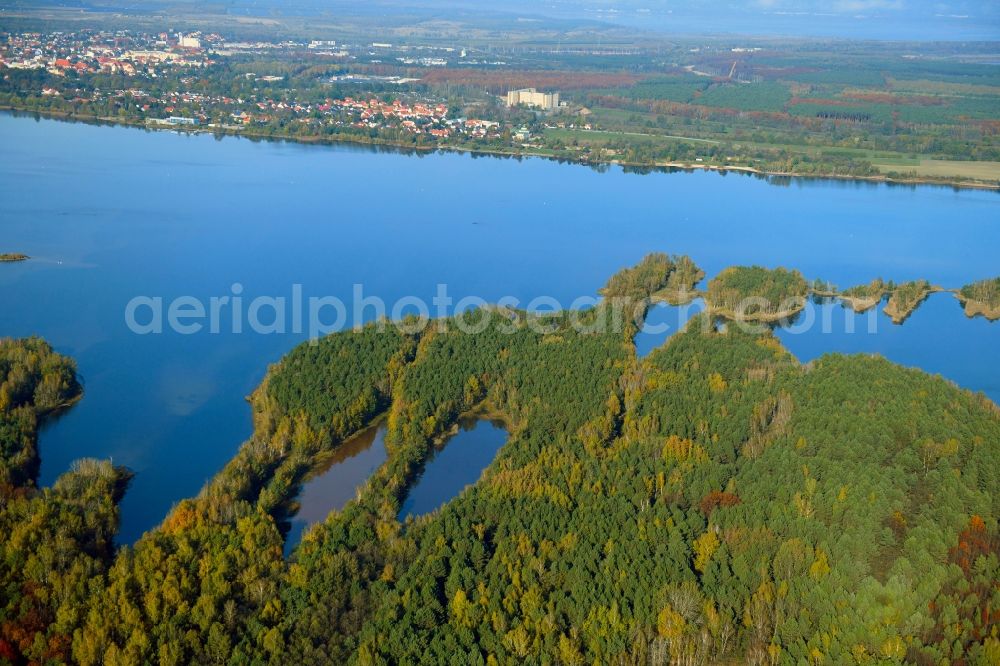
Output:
585 53 1000 126
592 75 708 103
557 45 1000 184
870 158 1000 181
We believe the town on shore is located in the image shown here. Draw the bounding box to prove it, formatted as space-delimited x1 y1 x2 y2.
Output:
3 26 998 188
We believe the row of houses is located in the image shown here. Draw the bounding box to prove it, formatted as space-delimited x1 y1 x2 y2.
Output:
0 30 213 78
33 73 505 142
330 97 449 121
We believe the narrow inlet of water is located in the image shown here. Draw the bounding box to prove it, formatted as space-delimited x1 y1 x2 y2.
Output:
398 416 508 521
634 299 707 357
287 421 388 545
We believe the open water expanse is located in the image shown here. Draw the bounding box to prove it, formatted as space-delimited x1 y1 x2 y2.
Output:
1 112 997 541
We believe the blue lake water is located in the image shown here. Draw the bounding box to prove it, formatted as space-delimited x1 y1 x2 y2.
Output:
398 417 509 521
0 112 997 541
777 294 999 400
287 421 388 546
634 298 706 357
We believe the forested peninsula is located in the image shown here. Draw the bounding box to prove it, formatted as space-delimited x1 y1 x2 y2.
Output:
1 256 998 665
958 278 1000 322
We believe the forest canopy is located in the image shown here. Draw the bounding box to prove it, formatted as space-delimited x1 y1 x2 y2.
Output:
0 338 130 663
0 336 81 487
0 259 997 665
599 252 704 304
706 265 809 321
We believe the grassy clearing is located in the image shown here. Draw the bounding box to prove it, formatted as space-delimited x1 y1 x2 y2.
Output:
547 125 1000 182
595 77 707 103
872 159 1000 181
543 127 719 146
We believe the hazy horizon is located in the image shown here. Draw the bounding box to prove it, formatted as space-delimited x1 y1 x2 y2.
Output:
5 0 1000 41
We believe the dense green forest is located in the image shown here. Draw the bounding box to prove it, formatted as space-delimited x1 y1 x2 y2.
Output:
0 337 81 486
706 266 809 322
0 338 131 663
1 259 998 665
600 253 703 306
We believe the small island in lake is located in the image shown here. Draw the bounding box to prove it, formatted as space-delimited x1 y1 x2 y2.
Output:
705 265 809 322
599 252 703 305
0 253 29 263
956 277 1000 321
838 278 891 313
811 276 999 323
883 279 941 324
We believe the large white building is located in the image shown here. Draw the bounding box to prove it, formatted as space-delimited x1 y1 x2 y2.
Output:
505 88 560 111
177 33 201 49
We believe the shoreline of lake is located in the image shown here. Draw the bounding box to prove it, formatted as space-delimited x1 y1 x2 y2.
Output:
4 110 997 543
4 105 999 193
